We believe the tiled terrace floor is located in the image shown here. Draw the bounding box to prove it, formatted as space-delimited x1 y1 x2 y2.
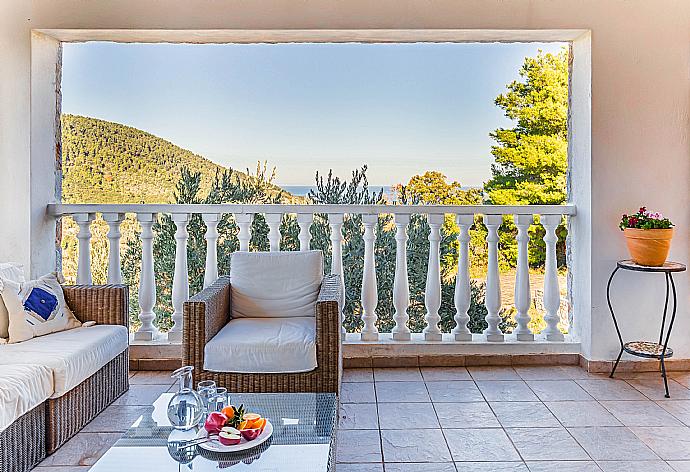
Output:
32 367 690 472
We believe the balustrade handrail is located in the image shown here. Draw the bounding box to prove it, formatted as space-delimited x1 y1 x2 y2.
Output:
48 203 576 216
49 201 575 345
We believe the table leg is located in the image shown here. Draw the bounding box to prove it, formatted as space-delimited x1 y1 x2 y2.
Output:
660 273 678 398
607 267 624 378
658 273 670 376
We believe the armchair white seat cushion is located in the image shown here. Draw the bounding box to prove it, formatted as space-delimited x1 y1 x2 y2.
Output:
0 325 128 397
0 364 52 432
230 250 323 319
203 317 317 373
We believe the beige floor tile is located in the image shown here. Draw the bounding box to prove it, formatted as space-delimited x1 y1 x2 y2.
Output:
600 401 684 427
343 368 374 383
443 428 520 462
381 429 452 463
38 433 121 466
527 380 594 401
421 367 471 381
671 373 690 389
112 384 169 406
575 379 647 401
384 463 456 472
336 430 382 463
339 403 379 430
335 463 383 472
433 402 500 429
490 402 560 428
128 371 175 385
377 402 439 429
468 366 521 381
545 401 622 427
82 405 151 433
567 427 659 461
658 400 690 426
374 368 423 382
426 381 484 403
597 460 675 471
341 382 377 403
376 381 430 403
515 366 585 381
526 461 601 472
629 427 690 460
668 461 690 471
475 381 538 402
626 378 690 401
452 463 527 471
506 427 589 461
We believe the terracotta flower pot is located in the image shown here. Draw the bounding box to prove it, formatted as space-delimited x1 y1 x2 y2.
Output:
623 228 674 266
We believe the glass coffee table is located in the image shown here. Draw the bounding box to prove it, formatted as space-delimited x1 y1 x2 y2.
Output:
89 392 337 471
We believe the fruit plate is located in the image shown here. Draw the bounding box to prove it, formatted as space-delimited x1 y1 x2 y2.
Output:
196 421 273 453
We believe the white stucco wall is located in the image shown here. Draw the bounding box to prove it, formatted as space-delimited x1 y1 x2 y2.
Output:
1 0 688 361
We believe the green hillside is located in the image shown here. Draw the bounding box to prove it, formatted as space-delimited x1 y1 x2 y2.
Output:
61 114 282 204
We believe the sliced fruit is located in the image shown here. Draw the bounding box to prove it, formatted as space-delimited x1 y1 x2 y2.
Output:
241 428 261 441
221 426 241 435
243 413 261 422
204 412 228 435
254 418 267 432
218 431 242 446
238 420 249 430
221 406 235 420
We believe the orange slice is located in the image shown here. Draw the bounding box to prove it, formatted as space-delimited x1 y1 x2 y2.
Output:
255 418 267 432
243 413 261 422
238 420 249 430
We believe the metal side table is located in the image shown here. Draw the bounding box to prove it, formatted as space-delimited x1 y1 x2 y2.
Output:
607 259 686 398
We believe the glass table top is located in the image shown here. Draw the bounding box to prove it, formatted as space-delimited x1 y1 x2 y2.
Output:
89 392 337 472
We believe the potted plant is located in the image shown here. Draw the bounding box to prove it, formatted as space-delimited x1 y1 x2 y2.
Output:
619 207 674 266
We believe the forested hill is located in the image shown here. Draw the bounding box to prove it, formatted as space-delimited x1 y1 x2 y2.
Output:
61 114 281 204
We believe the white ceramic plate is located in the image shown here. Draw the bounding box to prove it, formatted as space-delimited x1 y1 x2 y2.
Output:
196 421 273 453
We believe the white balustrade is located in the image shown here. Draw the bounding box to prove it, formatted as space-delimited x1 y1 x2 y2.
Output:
360 214 379 341
50 203 577 346
103 213 124 284
169 213 190 343
483 215 504 342
265 213 282 251
328 213 346 334
236 213 253 251
542 214 565 341
74 213 95 285
452 214 474 341
134 213 159 341
392 214 411 341
297 213 313 251
202 213 220 289
423 214 444 341
514 214 534 341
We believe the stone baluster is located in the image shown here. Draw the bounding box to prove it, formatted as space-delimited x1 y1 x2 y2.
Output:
74 213 95 285
452 215 474 341
169 214 190 343
483 215 504 342
542 214 565 341
297 213 313 251
423 214 444 341
202 213 219 289
266 213 282 251
392 214 411 341
514 214 534 341
328 213 346 334
236 213 253 251
103 213 125 284
361 214 379 341
134 213 158 341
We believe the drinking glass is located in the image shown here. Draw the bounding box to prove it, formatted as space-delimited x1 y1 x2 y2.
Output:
211 387 228 412
197 380 216 413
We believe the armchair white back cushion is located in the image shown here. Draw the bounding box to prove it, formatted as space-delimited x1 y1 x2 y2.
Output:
0 263 25 339
230 251 323 319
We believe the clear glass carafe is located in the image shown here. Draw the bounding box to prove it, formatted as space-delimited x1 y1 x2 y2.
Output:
167 366 204 430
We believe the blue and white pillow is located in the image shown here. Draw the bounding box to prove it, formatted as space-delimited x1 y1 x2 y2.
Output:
1 273 81 344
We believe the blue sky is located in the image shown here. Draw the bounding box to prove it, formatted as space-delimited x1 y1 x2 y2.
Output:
61 41 566 186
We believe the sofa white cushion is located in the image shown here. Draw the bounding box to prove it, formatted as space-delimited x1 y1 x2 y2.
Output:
2 273 82 343
204 317 317 373
0 364 53 433
0 325 128 397
0 263 25 339
230 250 323 319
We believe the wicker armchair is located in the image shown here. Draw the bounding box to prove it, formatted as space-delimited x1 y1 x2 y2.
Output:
183 274 341 393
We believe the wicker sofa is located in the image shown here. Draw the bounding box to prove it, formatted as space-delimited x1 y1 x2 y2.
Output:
183 255 341 393
0 285 129 472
